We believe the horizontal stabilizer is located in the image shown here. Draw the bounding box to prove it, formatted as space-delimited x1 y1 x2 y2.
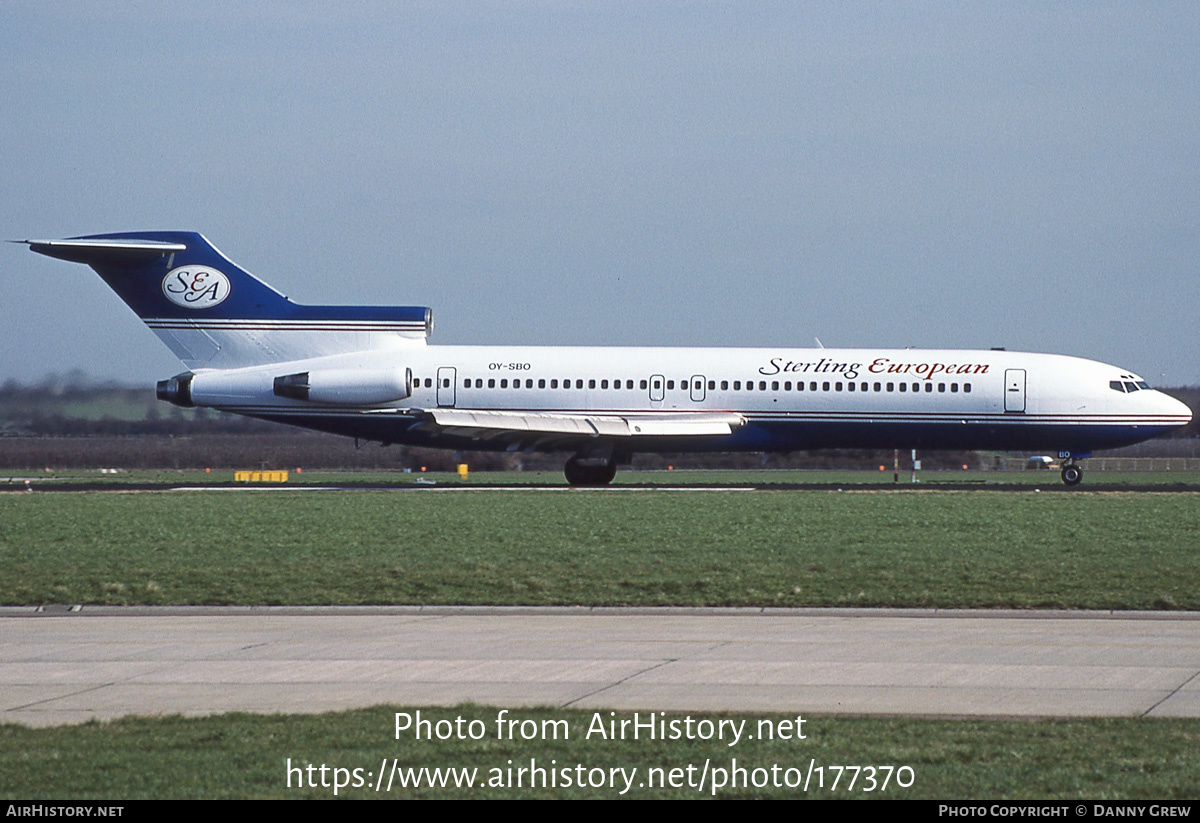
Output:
20 238 188 264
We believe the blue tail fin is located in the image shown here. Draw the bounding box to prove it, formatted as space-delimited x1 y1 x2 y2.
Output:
24 232 431 369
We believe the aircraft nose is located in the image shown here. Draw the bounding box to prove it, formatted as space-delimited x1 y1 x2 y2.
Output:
1159 391 1193 426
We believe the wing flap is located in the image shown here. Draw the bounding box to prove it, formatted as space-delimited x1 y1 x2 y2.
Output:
423 408 744 438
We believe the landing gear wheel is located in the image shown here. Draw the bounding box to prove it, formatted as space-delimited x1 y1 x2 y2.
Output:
564 456 585 486
1061 464 1083 486
595 460 617 485
564 456 617 486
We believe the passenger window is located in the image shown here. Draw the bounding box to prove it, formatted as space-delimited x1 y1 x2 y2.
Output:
964 384 972 393
822 382 830 391
721 380 729 390
488 379 495 388
796 381 804 391
600 380 608 389
899 383 907 392
667 380 675 390
950 383 958 393
771 381 779 391
475 379 483 388
847 382 856 392
887 382 894 392
551 379 558 389
924 383 932 393
589 379 596 389
538 379 546 389
708 380 715 390
500 379 508 388
810 382 818 391
526 379 534 388
938 383 945 393
733 381 741 390
835 382 843 391
463 379 470 388
425 378 432 388
784 381 792 391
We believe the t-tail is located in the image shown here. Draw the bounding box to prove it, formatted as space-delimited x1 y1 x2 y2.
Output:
21 231 432 371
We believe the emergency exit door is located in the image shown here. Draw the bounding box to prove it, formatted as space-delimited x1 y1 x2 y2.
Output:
437 367 457 407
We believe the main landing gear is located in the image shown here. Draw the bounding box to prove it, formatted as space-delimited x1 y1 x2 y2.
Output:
1060 461 1083 486
564 454 617 486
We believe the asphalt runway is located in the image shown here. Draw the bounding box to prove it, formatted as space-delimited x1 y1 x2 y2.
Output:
3 607 1198 727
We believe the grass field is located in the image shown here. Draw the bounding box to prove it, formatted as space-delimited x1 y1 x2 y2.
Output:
2 486 1197 608
3 707 1198 799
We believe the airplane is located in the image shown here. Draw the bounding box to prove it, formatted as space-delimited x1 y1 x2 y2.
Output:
20 231 1192 486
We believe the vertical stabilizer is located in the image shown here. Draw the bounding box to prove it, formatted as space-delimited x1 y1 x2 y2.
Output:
23 232 432 369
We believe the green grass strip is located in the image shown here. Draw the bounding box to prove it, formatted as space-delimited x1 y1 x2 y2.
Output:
2 490 1197 609
2 707 1198 799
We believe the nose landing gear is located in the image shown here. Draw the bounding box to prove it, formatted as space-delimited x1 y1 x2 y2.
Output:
1056 450 1089 486
1060 461 1083 486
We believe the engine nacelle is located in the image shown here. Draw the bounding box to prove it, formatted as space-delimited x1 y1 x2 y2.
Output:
156 372 194 407
273 367 411 405
158 361 412 409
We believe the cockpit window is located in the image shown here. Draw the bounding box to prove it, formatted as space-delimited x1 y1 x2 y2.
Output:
1112 378 1153 393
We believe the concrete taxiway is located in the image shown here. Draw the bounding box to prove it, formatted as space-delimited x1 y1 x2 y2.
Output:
3 607 1199 727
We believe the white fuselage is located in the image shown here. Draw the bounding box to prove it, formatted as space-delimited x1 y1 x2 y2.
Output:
184 342 1191 456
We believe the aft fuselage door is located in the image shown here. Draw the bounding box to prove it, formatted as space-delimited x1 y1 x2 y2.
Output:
437 366 457 408
1004 368 1026 413
689 375 706 402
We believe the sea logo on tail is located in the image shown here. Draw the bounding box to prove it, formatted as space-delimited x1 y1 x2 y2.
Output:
162 266 231 309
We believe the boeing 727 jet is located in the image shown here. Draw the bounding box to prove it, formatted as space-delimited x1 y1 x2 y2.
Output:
22 232 1192 485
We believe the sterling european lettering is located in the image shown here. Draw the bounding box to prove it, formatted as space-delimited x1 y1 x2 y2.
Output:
868 357 990 379
758 357 862 380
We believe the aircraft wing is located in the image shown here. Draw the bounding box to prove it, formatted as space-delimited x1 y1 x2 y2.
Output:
377 408 745 449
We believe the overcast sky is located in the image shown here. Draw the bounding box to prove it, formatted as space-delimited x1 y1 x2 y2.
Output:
3 1 1197 386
